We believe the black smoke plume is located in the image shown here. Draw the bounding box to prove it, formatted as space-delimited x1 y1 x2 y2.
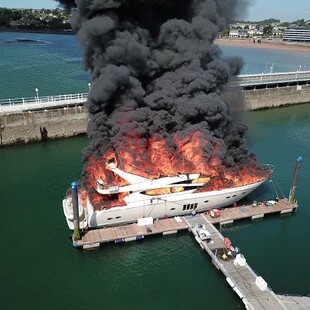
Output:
56 0 261 181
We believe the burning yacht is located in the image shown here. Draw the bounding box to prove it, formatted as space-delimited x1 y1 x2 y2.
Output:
58 0 272 234
63 148 272 230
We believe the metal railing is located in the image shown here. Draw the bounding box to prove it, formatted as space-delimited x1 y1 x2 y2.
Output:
1 70 310 113
232 70 310 86
0 92 88 113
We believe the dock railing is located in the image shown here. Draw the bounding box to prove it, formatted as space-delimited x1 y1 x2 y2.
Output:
0 92 88 113
1 70 310 113
231 70 310 86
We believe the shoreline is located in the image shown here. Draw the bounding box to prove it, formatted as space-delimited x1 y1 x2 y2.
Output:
0 27 74 36
1 28 310 52
215 38 310 52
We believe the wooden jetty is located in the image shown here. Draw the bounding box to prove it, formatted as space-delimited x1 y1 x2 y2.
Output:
277 295 310 309
184 213 310 310
74 198 297 249
72 198 310 309
206 198 297 226
74 216 188 249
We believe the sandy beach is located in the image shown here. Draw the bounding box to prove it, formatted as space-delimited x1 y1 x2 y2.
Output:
215 38 310 52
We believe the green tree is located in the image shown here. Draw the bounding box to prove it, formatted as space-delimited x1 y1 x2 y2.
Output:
280 22 290 27
293 19 305 27
219 28 229 37
263 25 273 37
0 8 13 27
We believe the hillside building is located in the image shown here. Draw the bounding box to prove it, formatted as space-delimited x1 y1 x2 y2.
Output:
283 28 310 42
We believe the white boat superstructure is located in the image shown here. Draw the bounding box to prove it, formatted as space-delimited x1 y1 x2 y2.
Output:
63 162 271 230
62 196 88 230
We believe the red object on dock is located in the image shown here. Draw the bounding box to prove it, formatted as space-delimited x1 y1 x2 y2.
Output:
224 237 231 250
210 208 221 218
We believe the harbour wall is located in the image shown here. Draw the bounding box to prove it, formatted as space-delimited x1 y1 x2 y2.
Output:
0 105 87 146
1 84 309 146
224 83 310 110
244 83 310 110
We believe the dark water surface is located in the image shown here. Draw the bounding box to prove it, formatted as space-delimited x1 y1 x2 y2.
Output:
0 32 310 309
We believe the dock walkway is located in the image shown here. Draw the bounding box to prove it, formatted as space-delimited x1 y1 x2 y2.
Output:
184 214 290 310
75 199 296 248
206 199 296 225
0 93 88 114
73 199 310 309
278 295 310 309
75 216 188 248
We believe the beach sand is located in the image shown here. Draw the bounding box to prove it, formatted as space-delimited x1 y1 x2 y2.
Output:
215 38 310 53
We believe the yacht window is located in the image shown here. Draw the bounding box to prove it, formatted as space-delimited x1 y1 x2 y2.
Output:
232 195 237 197
226 196 231 199
183 203 198 211
107 217 113 220
204 200 209 203
115 216 121 219
170 208 176 211
242 192 246 194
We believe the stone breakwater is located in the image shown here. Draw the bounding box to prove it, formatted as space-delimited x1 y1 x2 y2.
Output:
0 105 88 146
0 84 309 146
244 84 310 110
224 83 310 111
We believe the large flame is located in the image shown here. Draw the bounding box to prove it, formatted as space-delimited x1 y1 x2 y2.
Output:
80 130 270 210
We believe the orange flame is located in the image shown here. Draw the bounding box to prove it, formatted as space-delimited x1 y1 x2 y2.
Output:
82 130 270 210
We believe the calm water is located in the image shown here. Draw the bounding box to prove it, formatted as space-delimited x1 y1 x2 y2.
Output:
220 45 310 74
0 32 88 98
0 32 310 309
0 31 310 98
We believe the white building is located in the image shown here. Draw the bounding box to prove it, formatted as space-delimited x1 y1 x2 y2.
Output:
229 29 248 38
248 29 263 36
283 28 310 42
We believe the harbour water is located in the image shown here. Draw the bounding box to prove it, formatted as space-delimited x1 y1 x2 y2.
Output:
0 32 310 309
1 31 310 98
0 32 87 99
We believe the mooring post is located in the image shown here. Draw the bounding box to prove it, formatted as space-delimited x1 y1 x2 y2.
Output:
288 157 303 204
71 181 81 241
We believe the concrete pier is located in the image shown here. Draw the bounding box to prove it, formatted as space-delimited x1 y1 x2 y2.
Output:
1 71 309 146
0 105 88 146
243 84 310 110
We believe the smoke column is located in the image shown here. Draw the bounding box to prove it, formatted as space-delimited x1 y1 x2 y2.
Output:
56 0 265 189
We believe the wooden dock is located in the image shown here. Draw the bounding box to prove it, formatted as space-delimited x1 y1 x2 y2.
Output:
184 213 310 310
74 216 188 248
206 199 297 226
72 198 310 309
277 295 310 309
74 198 297 249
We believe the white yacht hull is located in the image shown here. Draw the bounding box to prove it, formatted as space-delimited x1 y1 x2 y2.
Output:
63 178 266 229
